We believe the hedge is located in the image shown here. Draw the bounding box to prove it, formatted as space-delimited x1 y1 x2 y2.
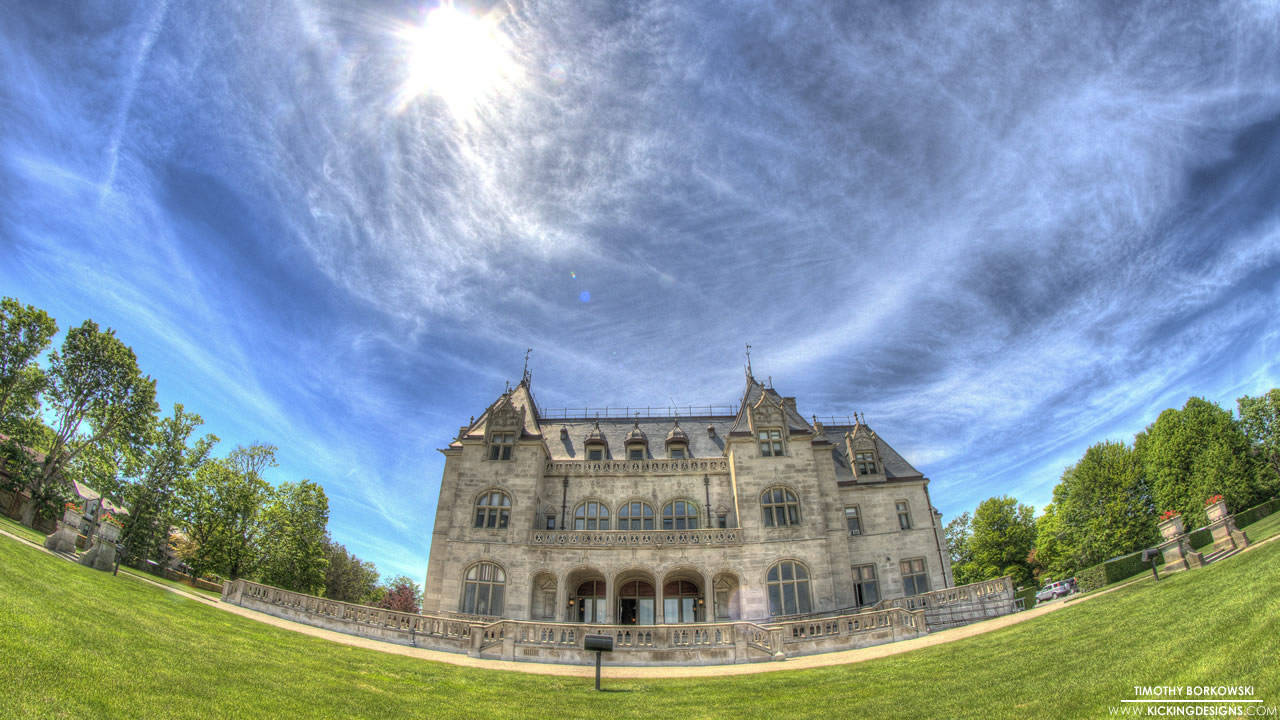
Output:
1014 586 1038 610
1075 549 1151 593
1235 496 1278 528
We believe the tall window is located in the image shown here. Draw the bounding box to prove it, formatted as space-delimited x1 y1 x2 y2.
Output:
617 501 655 530
901 558 929 596
896 500 912 530
758 429 784 457
488 432 515 460
765 560 811 616
853 564 879 606
662 499 700 530
461 563 505 616
844 506 861 535
574 580 606 623
761 487 801 527
855 451 877 474
617 580 655 625
573 501 610 530
663 580 702 623
474 491 510 529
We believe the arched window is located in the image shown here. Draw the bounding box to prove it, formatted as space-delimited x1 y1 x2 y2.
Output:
662 580 703 623
766 560 812 616
617 579 655 625
461 562 505 616
617 501 655 530
573 580 607 623
573 501 610 530
661 499 700 530
474 491 511 529
761 487 801 527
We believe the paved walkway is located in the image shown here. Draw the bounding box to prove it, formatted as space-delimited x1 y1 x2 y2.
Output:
4 525 1275 679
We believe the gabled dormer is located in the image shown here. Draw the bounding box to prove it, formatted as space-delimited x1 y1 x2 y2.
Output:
452 378 544 460
846 416 885 482
583 420 609 460
624 421 648 460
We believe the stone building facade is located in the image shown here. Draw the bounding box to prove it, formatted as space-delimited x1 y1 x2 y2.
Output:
423 371 954 627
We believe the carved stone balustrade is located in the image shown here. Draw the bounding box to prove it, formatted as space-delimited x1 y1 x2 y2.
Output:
528 528 741 548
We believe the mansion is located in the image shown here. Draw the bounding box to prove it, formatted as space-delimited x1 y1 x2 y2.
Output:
422 370 955 628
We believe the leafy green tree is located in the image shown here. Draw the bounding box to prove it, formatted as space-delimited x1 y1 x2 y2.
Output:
944 511 975 585
1238 389 1280 494
0 298 58 519
219 444 277 580
176 458 236 580
1052 441 1157 571
29 320 157 524
120 404 216 568
0 297 57 429
967 496 1037 587
1030 503 1071 582
373 575 422 613
1135 397 1260 528
257 480 330 594
323 539 381 604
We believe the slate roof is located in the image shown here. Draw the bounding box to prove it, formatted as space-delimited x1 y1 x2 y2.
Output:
822 426 923 479
547 416 733 460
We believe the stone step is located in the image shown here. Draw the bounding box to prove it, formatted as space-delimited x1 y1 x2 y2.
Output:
1202 548 1239 564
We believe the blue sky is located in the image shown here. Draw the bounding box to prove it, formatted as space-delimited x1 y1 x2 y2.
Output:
3 1 1279 583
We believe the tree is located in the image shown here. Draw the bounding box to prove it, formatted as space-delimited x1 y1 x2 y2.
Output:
374 575 422 613
967 496 1037 587
1051 441 1157 572
1030 503 1070 582
0 297 57 429
944 511 975 585
1238 389 1280 494
218 444 277 580
1136 397 1260 528
120 404 216 568
323 540 380 604
257 480 329 594
29 320 157 524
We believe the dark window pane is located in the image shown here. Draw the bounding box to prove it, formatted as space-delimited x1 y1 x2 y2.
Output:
768 585 782 615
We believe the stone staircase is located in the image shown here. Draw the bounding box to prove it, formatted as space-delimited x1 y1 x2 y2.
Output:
1201 547 1240 564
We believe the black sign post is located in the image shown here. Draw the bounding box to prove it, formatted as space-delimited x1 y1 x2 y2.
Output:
1142 548 1161 582
583 634 613 691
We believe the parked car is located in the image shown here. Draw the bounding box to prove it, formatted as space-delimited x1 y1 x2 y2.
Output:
1035 581 1072 602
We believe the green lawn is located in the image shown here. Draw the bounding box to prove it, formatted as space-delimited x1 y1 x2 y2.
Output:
116 565 223 600
0 514 48 545
1 536 1277 720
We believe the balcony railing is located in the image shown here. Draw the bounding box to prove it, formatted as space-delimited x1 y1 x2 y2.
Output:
545 457 730 476
528 528 742 547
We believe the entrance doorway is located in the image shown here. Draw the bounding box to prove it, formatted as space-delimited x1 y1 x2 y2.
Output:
617 580 655 625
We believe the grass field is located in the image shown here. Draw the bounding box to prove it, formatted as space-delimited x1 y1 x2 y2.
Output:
2 536 1277 720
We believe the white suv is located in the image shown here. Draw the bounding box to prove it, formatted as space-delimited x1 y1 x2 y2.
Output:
1035 581 1071 602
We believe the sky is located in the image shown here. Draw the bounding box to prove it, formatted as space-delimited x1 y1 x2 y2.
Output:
2 1 1279 583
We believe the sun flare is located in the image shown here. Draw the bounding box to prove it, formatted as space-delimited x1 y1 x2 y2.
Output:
397 2 520 116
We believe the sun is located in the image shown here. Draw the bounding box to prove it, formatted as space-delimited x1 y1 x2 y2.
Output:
397 2 520 116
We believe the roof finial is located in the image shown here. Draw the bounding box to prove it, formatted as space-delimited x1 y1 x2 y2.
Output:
521 348 532 385
745 342 753 379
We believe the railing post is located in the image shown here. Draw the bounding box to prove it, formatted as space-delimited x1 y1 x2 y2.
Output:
468 624 485 657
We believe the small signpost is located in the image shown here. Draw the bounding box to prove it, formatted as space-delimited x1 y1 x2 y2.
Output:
583 634 613 691
1142 548 1161 581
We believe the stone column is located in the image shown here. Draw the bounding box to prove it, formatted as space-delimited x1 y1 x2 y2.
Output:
1157 515 1202 571
554 575 567 622
701 570 714 622
603 573 614 624
1206 500 1250 553
43 509 83 554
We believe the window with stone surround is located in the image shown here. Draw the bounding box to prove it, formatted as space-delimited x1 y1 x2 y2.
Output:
853 564 879 606
758 428 784 457
460 562 505 615
487 432 515 460
896 500 912 530
900 557 929 596
765 560 811 616
473 490 511 529
661 499 700 530
855 451 877 475
573 500 610 530
668 445 687 459
844 506 861 535
760 486 801 527
617 501 655 530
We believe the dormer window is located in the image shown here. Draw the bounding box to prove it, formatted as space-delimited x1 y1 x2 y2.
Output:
624 421 648 461
587 446 604 461
665 420 690 459
584 420 608 461
669 446 686 459
488 432 515 461
855 451 877 475
758 429 784 457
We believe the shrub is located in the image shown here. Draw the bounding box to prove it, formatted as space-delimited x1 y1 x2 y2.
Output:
1187 527 1213 550
1235 497 1278 528
1074 549 1150 593
1075 564 1107 593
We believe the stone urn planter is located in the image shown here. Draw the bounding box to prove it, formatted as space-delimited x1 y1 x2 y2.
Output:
1205 500 1229 524
43 509 84 554
1158 515 1185 542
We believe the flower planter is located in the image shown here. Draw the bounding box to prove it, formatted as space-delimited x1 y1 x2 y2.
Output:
1205 500 1229 524
99 523 121 542
1158 515 1184 542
